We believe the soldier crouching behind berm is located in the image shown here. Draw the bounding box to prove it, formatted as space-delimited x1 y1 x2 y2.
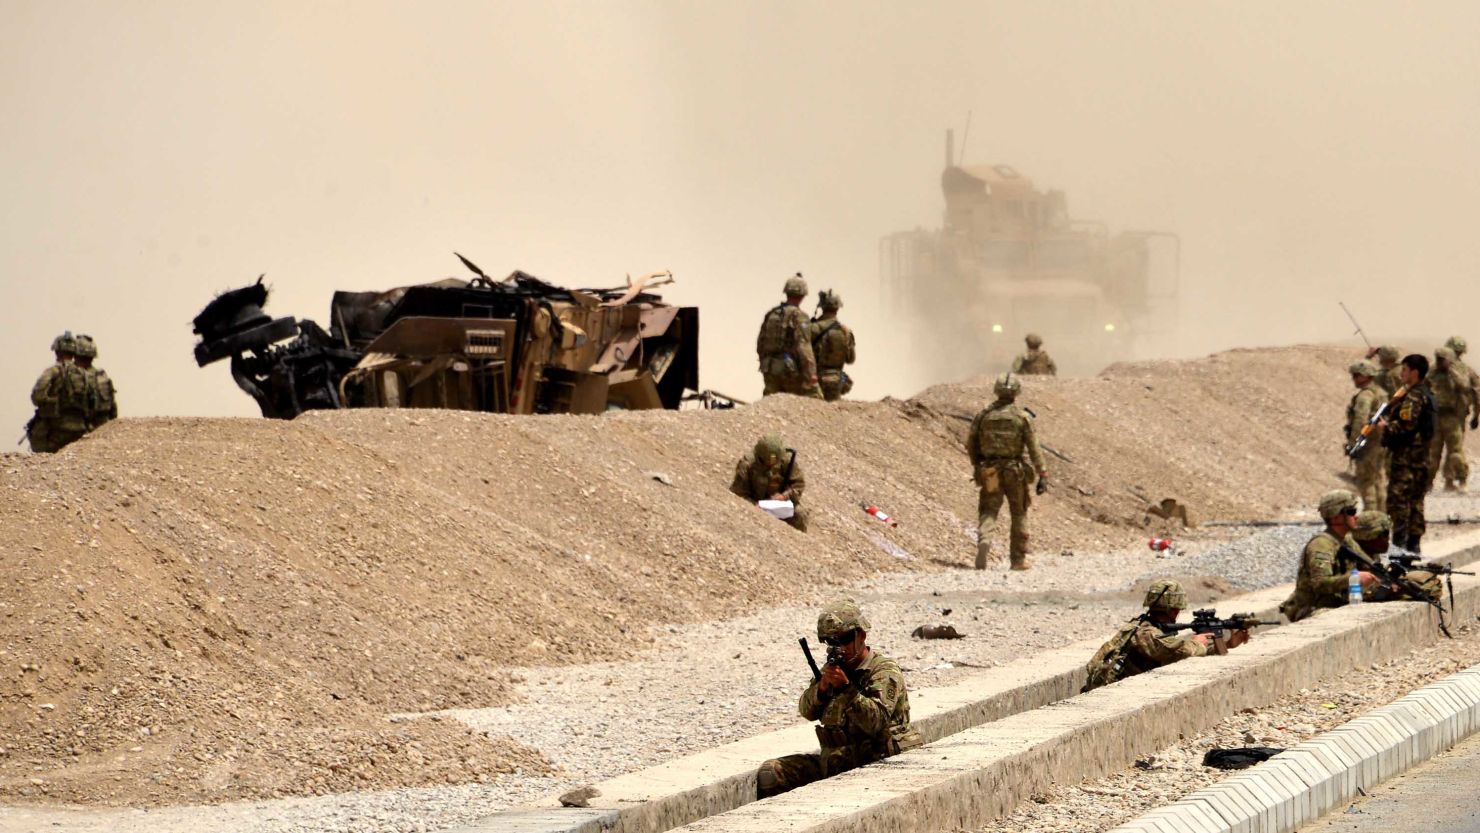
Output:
1081 579 1249 693
757 600 921 799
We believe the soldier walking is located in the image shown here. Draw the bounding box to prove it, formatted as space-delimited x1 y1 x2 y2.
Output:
74 335 118 430
27 332 90 453
1346 359 1387 511
756 274 822 399
1380 354 1437 552
1011 333 1057 376
967 373 1048 570
808 290 855 402
1426 347 1472 492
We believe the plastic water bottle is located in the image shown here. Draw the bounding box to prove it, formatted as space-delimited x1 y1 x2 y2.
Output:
1348 569 1364 605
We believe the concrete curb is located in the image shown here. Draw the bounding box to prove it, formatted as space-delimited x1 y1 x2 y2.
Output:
1111 662 1480 833
459 532 1480 833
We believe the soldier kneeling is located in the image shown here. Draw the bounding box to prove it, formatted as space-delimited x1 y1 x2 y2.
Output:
757 600 921 798
1082 579 1249 692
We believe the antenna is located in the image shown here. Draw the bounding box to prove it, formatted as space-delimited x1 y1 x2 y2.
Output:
958 110 972 166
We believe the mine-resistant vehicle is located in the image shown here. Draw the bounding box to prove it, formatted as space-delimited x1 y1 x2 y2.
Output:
191 255 700 419
880 131 1179 379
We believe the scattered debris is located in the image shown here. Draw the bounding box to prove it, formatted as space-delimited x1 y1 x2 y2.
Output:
559 785 601 808
911 624 964 640
647 472 675 487
860 502 898 527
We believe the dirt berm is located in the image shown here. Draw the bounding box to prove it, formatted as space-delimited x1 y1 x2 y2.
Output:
0 344 1358 806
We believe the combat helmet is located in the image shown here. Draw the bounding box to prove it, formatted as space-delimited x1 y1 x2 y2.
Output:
1436 346 1456 364
73 334 98 359
817 598 870 641
818 289 842 310
993 372 1021 399
1025 333 1043 348
1377 345 1400 362
50 331 77 356
1318 489 1358 521
1143 579 1187 612
1348 359 1378 378
1352 510 1392 542
754 434 786 464
783 273 808 298
1445 335 1467 357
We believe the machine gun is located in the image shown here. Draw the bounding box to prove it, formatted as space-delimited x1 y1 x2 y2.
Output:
1341 545 1454 638
1388 551 1475 620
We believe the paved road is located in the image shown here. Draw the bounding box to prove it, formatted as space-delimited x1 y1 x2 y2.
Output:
1301 729 1480 833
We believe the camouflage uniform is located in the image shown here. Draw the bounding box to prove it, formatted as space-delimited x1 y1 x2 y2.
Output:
1082 580 1207 692
1011 334 1057 376
756 274 822 399
74 335 118 429
1280 490 1365 622
1426 348 1472 491
1346 360 1386 511
731 434 809 532
1373 345 1401 397
28 332 90 453
1382 376 1435 548
757 600 921 798
808 291 855 402
1350 510 1442 604
967 373 1047 570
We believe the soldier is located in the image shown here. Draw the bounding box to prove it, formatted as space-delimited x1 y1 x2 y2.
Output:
1426 347 1472 492
1349 510 1441 604
1280 490 1382 621
756 273 822 399
1444 336 1480 430
756 599 921 798
1379 354 1436 552
967 373 1048 570
731 434 809 532
808 290 855 402
27 332 90 453
1011 333 1057 376
73 335 118 430
1345 359 1387 511
1367 344 1402 396
1082 579 1249 692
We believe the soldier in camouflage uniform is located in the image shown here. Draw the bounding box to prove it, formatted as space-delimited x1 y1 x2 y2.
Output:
1011 333 1057 376
1445 336 1480 428
1082 579 1248 692
756 274 822 399
967 373 1048 570
1346 359 1387 511
731 434 809 532
74 335 118 430
1349 510 1442 604
1280 490 1373 622
1426 347 1472 491
757 599 921 798
27 332 90 453
1367 344 1402 396
808 290 855 402
1380 354 1436 552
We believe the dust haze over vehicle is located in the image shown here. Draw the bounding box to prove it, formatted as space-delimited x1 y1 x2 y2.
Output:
882 131 1180 382
190 254 701 419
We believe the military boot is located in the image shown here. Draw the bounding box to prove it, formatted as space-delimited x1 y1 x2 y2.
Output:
1010 556 1032 571
1407 535 1423 555
975 542 992 570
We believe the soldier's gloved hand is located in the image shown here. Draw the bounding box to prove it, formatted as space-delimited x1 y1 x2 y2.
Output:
1035 478 1048 496
819 664 849 694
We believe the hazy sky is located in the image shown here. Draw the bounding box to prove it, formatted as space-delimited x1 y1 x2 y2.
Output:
3 1 1478 436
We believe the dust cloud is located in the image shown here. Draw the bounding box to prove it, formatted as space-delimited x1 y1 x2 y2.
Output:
2 1 1478 437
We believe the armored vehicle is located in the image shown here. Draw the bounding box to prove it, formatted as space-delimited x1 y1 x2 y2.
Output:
192 255 700 419
881 132 1179 380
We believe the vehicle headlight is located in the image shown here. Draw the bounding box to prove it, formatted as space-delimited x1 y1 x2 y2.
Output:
1104 323 1116 332
991 324 1003 333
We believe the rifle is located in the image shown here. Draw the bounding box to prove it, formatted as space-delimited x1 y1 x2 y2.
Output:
1341 544 1453 638
17 415 36 447
1338 301 1373 350
1346 385 1407 458
1205 514 1480 528
1388 551 1475 619
799 637 822 681
1157 608 1278 640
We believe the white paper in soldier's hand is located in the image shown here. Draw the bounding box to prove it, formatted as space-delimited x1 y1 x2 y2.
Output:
757 499 794 519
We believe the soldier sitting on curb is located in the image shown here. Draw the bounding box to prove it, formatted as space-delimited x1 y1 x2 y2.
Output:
757 600 921 798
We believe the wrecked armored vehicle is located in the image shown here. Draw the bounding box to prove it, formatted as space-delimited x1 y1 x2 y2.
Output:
191 255 700 419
